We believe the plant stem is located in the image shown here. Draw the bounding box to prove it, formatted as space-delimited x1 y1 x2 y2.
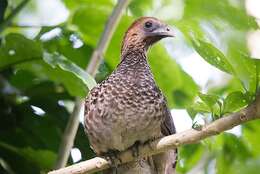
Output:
0 0 30 33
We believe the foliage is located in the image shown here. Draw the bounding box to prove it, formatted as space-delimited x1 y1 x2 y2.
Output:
0 0 259 173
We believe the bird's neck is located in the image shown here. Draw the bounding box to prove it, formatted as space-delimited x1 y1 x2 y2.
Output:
115 47 156 86
120 47 148 67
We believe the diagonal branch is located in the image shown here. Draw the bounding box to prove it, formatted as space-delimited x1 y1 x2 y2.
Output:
53 0 132 169
49 95 260 174
0 0 30 33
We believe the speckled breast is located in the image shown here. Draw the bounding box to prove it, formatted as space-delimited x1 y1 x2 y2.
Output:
84 63 166 154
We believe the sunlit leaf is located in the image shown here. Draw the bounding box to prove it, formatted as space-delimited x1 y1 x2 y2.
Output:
188 101 211 118
227 48 257 93
71 5 112 46
223 91 248 113
184 0 258 30
0 141 56 171
191 39 234 74
43 52 96 91
198 92 219 108
0 34 42 70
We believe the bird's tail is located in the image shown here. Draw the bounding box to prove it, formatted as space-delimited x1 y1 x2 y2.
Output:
102 149 177 174
103 158 155 174
152 149 178 174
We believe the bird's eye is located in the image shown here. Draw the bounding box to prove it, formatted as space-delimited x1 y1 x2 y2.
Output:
144 21 153 28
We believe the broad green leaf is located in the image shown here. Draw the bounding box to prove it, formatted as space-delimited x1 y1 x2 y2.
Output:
243 121 260 157
0 33 42 70
63 0 114 10
197 92 222 117
177 144 204 173
43 52 96 90
227 48 257 93
198 92 219 108
191 39 234 74
129 0 153 16
38 27 93 69
188 101 211 118
223 91 248 113
9 69 37 89
233 158 260 174
208 77 245 95
215 133 253 174
71 5 112 46
16 52 96 97
184 0 258 30
175 19 205 43
0 141 56 170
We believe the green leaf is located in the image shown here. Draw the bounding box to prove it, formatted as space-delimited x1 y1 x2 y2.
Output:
39 27 93 69
197 92 222 117
0 33 42 70
191 39 234 74
71 4 112 46
16 52 96 97
183 0 258 30
227 48 257 93
223 91 248 113
188 101 211 118
244 122 260 157
43 52 96 90
129 0 153 16
234 158 260 174
177 144 204 173
0 141 56 170
198 92 219 108
63 0 114 10
215 133 253 174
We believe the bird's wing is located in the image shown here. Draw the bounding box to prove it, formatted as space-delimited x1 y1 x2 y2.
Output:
161 108 176 136
152 105 178 174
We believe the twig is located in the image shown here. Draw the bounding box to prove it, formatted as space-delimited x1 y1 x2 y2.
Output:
0 0 30 33
49 94 260 174
53 0 132 169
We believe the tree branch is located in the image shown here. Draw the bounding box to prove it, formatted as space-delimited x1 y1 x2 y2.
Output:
53 0 132 169
49 95 260 174
0 0 30 33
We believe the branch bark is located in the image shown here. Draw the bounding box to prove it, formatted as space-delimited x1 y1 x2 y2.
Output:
49 95 260 174
53 0 131 169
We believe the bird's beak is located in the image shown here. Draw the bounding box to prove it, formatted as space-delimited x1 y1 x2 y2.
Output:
151 25 175 37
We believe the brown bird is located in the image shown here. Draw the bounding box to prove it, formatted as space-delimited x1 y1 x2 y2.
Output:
84 17 177 174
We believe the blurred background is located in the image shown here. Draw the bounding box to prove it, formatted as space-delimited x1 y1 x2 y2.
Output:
0 0 260 173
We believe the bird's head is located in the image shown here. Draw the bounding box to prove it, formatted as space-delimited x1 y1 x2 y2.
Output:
121 17 174 55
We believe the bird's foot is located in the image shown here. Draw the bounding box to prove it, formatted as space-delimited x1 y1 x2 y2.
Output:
103 150 121 174
130 141 141 158
192 121 203 131
147 137 157 150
